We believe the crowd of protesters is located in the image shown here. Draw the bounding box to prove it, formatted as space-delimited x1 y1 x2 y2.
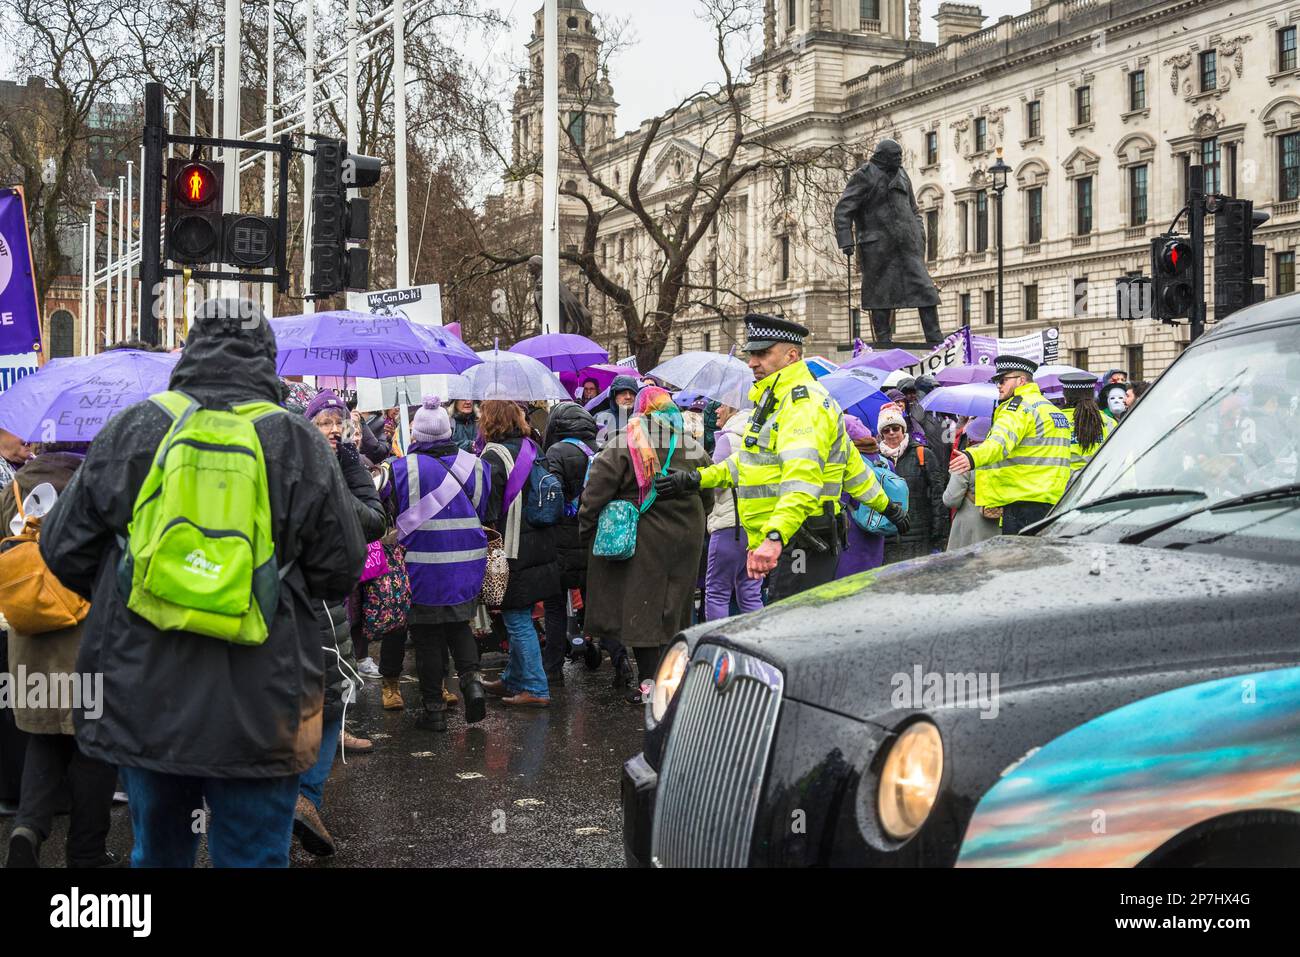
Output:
0 296 1166 870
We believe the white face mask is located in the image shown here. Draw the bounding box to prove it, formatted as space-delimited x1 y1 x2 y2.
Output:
1107 392 1128 416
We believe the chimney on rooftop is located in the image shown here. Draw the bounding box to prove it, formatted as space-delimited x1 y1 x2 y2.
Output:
934 2 985 44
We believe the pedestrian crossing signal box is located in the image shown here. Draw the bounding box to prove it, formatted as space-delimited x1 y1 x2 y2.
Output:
165 158 224 264
1150 235 1196 321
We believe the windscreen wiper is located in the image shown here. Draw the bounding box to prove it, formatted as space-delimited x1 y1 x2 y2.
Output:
1118 483 1300 546
1026 488 1206 534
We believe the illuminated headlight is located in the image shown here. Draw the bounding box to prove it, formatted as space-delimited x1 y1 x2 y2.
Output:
648 640 690 726
877 721 944 840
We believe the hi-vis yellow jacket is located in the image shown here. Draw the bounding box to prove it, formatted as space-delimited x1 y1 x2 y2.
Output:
697 360 889 549
965 381 1073 507
1063 406 1116 473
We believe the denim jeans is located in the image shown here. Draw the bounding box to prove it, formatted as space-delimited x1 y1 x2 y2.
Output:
298 717 342 810
704 530 763 621
119 766 300 868
499 607 550 698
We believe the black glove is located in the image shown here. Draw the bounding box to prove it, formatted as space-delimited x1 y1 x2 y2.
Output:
337 441 361 470
884 501 911 537
653 470 701 499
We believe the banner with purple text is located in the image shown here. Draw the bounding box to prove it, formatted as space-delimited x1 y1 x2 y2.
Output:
0 188 43 357
967 328 1060 368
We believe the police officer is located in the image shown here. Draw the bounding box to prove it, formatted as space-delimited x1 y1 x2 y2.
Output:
1059 372 1114 473
655 314 909 600
949 355 1072 534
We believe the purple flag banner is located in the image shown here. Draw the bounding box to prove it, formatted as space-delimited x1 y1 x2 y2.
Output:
967 328 1060 368
0 187 44 357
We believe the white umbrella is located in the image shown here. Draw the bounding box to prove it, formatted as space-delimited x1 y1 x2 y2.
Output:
648 351 755 409
463 349 570 401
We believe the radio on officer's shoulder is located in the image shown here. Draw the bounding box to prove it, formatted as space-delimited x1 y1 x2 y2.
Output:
744 385 779 449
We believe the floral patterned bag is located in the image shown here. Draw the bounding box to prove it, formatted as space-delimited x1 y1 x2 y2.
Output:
361 542 410 642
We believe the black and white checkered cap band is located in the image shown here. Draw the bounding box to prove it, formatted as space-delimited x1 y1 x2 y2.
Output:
994 358 1036 377
747 325 804 343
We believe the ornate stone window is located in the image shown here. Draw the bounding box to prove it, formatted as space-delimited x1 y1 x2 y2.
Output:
1262 96 1300 208
1062 148 1100 239
1116 134 1156 229
1015 159 1049 249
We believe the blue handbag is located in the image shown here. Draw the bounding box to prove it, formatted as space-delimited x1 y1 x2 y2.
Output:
592 432 678 561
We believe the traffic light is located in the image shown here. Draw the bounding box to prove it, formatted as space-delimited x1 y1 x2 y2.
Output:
1213 198 1268 322
165 158 224 264
1150 235 1195 320
310 137 381 296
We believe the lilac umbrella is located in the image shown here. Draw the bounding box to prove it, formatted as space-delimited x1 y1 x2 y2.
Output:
271 311 482 378
841 348 919 374
559 362 625 401
510 333 609 375
804 355 840 379
936 365 995 386
0 349 180 441
820 370 892 433
920 383 998 418
1033 363 1086 397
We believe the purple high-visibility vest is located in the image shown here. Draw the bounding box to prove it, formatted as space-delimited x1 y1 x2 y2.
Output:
388 450 491 608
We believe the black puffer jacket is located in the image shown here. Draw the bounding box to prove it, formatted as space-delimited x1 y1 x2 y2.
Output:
319 442 385 723
481 433 561 609
884 442 949 552
41 300 367 779
543 402 598 589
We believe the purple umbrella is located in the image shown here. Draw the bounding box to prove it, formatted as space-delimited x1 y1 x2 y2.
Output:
510 333 609 375
840 348 920 374
920 383 998 418
0 349 180 442
936 365 995 386
820 370 892 433
270 311 482 378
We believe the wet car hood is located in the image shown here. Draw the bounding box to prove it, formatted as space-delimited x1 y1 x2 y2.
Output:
687 536 1300 724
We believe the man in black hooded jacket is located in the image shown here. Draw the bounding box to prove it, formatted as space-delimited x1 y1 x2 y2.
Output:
40 298 367 868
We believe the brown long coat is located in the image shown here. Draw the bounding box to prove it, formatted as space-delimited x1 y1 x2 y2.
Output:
0 452 87 735
578 421 711 649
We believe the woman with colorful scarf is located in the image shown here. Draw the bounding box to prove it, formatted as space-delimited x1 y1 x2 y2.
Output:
579 387 712 704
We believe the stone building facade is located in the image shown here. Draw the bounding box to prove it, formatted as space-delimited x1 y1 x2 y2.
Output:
508 0 1300 377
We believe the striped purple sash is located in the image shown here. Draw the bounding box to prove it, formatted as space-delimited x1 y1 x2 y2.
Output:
396 450 479 540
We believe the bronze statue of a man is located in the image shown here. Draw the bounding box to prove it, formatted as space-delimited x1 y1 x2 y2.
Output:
528 255 594 338
833 139 943 347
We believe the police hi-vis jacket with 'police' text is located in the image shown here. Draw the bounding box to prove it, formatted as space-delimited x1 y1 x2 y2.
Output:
697 360 889 549
966 381 1073 507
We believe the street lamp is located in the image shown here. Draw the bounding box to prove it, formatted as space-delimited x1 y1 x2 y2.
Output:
990 148 1011 340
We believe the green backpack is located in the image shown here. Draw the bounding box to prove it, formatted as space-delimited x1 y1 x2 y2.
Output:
117 390 288 646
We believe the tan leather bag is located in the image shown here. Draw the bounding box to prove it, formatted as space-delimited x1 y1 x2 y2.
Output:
0 481 91 634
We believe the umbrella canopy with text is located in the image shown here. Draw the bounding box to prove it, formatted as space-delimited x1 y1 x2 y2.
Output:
0 350 180 442
270 311 482 378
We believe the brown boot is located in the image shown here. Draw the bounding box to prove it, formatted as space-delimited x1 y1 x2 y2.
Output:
381 678 404 711
442 683 460 707
481 678 511 698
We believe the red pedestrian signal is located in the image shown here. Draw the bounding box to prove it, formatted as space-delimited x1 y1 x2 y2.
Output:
176 163 217 207
1158 239 1193 276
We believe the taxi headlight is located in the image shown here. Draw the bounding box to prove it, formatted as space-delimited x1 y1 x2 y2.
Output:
649 641 690 726
877 721 944 840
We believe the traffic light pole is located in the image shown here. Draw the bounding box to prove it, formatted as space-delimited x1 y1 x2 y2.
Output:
141 83 165 346
1189 164 1206 342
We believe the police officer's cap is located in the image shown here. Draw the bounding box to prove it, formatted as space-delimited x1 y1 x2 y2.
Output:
742 313 809 352
1059 372 1098 394
990 354 1038 382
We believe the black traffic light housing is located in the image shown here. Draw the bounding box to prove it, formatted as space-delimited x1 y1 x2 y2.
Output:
310 137 381 296
1150 235 1196 321
165 158 224 264
1213 198 1268 322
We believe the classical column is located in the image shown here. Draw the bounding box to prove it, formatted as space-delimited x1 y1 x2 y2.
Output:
763 0 776 51
909 0 921 40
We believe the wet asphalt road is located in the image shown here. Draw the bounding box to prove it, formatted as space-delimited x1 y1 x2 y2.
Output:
1 649 646 868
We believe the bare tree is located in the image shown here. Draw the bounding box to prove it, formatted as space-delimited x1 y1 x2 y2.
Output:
467 0 854 369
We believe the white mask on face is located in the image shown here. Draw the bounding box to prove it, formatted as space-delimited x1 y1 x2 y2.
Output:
1107 392 1128 416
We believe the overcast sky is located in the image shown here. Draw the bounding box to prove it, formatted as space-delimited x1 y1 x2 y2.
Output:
478 0 1034 138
